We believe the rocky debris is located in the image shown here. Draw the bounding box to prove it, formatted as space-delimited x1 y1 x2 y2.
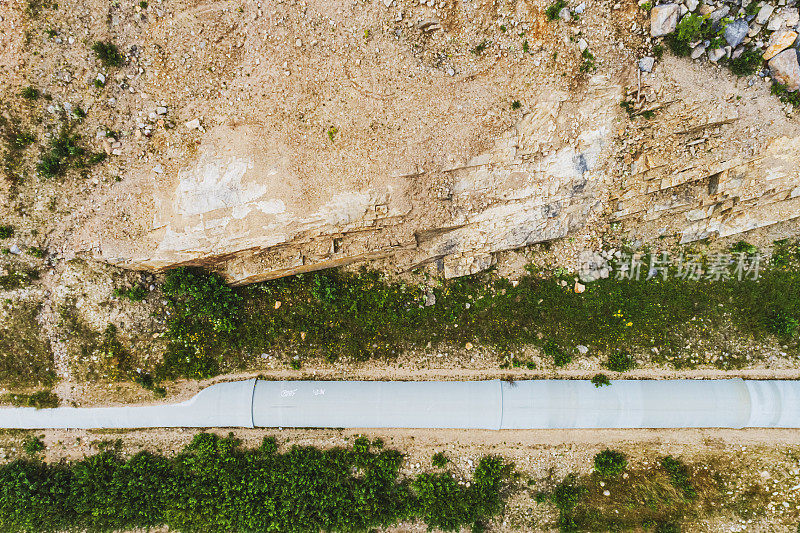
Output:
686 0 699 12
708 47 726 63
769 49 800 91
650 4 680 37
756 4 775 25
185 118 201 130
639 56 655 72
764 31 799 61
724 19 749 48
691 44 707 60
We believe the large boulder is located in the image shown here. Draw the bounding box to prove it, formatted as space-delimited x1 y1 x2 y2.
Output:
769 48 800 91
724 19 749 48
651 4 680 37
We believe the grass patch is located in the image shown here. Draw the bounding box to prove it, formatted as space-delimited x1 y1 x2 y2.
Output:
20 87 39 100
0 300 55 387
154 242 800 378
579 49 595 73
546 456 719 531
2 390 59 409
0 226 13 239
432 452 449 467
771 82 800 107
91 41 123 67
729 47 763 77
113 284 147 302
0 432 507 532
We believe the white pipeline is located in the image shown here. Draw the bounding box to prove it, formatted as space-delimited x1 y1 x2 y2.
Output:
1 379 799 429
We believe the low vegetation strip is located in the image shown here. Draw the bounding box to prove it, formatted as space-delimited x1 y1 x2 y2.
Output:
155 241 800 379
0 432 507 532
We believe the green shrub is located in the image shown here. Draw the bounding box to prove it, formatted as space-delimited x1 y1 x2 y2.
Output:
0 225 13 239
113 284 147 302
661 456 696 499
579 49 596 73
605 350 635 372
591 373 611 387
543 340 572 367
91 41 123 67
23 436 45 456
20 86 39 100
729 48 762 77
771 82 800 107
0 433 507 532
545 0 567 21
37 130 85 178
766 308 798 337
551 474 587 532
593 449 627 477
432 452 449 467
666 13 707 56
730 241 758 255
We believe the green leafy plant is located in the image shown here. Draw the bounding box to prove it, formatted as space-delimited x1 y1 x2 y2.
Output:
0 225 13 239
113 284 147 302
20 86 39 100
470 39 490 54
593 449 627 477
91 41 124 67
511 100 522 110
37 129 85 178
544 339 572 367
661 455 696 499
579 49 596 73
546 0 568 21
591 373 611 387
729 48 762 77
432 452 449 467
771 82 800 107
23 436 45 456
0 433 507 532
551 474 587 531
605 350 635 372
327 125 338 142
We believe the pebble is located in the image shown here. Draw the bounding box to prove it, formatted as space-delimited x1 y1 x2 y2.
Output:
756 4 775 25
650 4 680 37
185 118 201 129
638 56 655 72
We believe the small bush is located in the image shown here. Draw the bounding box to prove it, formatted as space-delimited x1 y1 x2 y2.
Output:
771 82 800 107
37 130 85 178
91 41 123 67
605 350 635 372
594 449 627 477
730 241 758 255
766 308 798 337
20 86 39 100
551 474 587 531
544 340 572 367
432 452 449 467
23 435 45 456
511 100 521 110
0 225 13 239
579 49 596 73
591 373 611 387
729 48 762 77
113 284 147 302
546 0 567 21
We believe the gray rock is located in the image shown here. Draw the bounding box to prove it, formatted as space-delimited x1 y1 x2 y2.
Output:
686 0 699 11
639 56 655 72
757 4 775 24
768 14 786 31
709 6 730 23
650 4 680 37
770 48 800 90
577 345 589 354
732 45 745 59
156 106 167 115
708 47 726 61
724 18 749 47
575 2 586 13
691 44 707 59
559 7 571 20
784 7 800 27
9 244 20 255
749 23 763 37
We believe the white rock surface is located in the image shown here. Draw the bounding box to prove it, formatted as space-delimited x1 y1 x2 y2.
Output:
650 4 680 37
